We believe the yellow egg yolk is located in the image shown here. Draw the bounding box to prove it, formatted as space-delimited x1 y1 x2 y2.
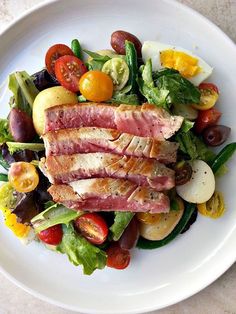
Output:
160 50 201 78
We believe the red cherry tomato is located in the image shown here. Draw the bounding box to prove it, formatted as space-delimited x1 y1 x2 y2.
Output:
45 44 74 76
195 107 222 134
38 225 63 245
55 55 87 92
75 213 108 245
199 83 219 94
106 243 130 270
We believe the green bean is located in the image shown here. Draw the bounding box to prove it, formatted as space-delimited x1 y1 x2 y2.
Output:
71 39 83 60
210 142 236 174
125 41 138 93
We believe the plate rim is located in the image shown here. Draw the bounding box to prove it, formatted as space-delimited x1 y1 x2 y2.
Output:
0 0 235 313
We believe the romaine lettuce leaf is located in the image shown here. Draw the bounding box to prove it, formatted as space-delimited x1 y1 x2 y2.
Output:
138 60 201 110
110 212 134 241
175 130 215 162
0 119 14 143
57 223 107 275
31 203 81 233
6 142 45 155
9 71 39 116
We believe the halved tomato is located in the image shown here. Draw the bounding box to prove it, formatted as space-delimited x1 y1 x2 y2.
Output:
75 213 108 245
194 107 222 134
192 83 219 110
106 242 130 270
8 162 39 193
45 44 74 76
55 55 87 92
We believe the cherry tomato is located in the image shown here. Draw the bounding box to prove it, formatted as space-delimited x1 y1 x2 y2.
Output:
197 191 225 219
199 83 219 94
106 242 130 270
79 70 113 102
55 55 87 92
75 213 108 245
8 162 39 193
38 224 63 245
194 107 222 134
192 83 219 110
45 44 74 76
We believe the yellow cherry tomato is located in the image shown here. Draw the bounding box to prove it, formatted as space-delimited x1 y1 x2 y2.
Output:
192 85 219 110
197 191 225 219
8 162 39 193
79 70 114 102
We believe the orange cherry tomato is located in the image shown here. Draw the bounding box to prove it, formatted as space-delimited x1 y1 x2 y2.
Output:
79 70 114 102
8 162 39 193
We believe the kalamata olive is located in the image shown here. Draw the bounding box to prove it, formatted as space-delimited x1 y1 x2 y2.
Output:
111 30 142 57
175 161 193 186
203 125 231 147
119 217 139 250
9 108 36 142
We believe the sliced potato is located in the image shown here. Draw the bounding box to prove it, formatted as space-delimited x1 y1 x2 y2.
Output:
176 160 215 204
139 207 184 241
32 86 77 135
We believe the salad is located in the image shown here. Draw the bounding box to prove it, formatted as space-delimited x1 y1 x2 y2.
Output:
0 30 235 275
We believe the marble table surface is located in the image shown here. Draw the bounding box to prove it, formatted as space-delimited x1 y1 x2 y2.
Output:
0 1 235 313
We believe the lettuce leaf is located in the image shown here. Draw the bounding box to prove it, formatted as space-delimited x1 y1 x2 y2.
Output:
137 60 201 110
6 142 45 155
84 50 111 71
110 212 134 241
31 204 81 233
0 119 14 143
57 223 107 275
9 71 39 116
175 131 215 162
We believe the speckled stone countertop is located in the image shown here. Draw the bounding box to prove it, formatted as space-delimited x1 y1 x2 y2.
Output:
0 1 235 313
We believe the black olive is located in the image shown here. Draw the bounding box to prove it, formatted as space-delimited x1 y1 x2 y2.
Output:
203 125 231 147
175 161 193 186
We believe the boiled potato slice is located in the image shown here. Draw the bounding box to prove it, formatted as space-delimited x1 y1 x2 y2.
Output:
32 86 77 135
139 207 184 241
176 160 215 204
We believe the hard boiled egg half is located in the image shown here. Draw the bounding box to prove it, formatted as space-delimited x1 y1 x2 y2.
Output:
142 41 213 86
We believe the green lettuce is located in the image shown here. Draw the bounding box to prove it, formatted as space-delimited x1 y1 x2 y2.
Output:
180 119 195 133
137 60 201 110
0 119 14 143
175 131 215 162
57 223 107 275
31 203 81 233
153 68 201 105
137 60 169 109
110 212 134 241
6 142 45 155
9 71 39 116
84 50 111 71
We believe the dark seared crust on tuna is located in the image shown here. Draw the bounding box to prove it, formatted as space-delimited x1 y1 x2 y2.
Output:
48 178 170 213
44 102 183 139
42 127 179 163
40 152 175 191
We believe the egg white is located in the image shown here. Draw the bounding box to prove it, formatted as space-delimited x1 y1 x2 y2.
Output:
142 41 213 86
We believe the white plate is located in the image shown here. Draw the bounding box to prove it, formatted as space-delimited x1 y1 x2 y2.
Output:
0 0 236 313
